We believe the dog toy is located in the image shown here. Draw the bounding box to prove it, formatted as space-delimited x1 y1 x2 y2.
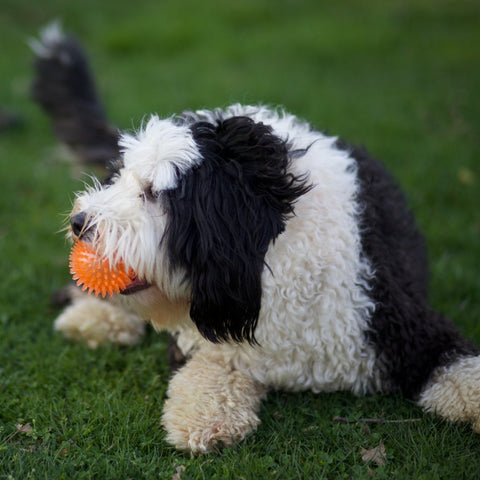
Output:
69 241 135 297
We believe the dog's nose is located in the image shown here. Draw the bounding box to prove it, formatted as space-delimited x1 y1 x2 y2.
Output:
70 212 88 238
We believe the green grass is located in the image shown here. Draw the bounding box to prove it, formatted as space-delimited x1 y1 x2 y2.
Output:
1 0 479 478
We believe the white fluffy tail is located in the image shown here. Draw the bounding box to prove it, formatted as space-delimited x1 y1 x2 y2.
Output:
418 355 480 432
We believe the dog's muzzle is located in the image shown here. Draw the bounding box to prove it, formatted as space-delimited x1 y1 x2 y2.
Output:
69 211 153 296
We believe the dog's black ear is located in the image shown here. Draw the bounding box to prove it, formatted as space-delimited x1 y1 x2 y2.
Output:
163 116 311 344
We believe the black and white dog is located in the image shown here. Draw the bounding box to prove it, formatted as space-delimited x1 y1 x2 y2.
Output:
33 24 480 453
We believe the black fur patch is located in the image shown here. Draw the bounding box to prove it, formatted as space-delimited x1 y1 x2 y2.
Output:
32 32 119 166
163 116 311 344
338 139 479 397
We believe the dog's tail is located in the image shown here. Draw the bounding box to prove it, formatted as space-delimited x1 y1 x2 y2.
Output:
30 22 120 167
415 310 480 433
418 352 480 433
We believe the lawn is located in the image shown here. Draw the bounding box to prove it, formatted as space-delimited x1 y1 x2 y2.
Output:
1 0 479 478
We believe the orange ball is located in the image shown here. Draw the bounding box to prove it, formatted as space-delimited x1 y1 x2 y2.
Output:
69 241 135 298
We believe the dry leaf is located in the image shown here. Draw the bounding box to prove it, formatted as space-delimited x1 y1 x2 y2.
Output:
172 465 186 480
58 447 69 457
15 423 33 434
361 443 387 466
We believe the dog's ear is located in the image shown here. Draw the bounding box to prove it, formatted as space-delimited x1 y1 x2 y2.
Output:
163 116 311 343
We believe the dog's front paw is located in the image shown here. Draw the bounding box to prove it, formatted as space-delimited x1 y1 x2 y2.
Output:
162 353 266 454
54 293 145 348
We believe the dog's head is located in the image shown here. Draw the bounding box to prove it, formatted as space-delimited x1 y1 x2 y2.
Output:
70 113 311 343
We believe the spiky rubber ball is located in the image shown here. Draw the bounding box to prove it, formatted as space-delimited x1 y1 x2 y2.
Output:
69 241 135 298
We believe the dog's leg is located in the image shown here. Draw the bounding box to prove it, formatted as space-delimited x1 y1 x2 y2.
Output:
418 355 480 432
162 351 267 454
54 289 145 348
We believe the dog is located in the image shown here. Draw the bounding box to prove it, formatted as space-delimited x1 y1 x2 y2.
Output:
32 25 480 454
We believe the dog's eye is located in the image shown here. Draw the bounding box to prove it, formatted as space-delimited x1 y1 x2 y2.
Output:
141 185 158 202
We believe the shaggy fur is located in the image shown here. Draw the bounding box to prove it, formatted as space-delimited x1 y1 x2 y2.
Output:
164 117 312 344
33 27 480 454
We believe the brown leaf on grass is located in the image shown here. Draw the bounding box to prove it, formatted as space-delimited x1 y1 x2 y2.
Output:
361 443 387 466
172 465 186 480
2 423 33 445
15 423 33 434
58 447 69 457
